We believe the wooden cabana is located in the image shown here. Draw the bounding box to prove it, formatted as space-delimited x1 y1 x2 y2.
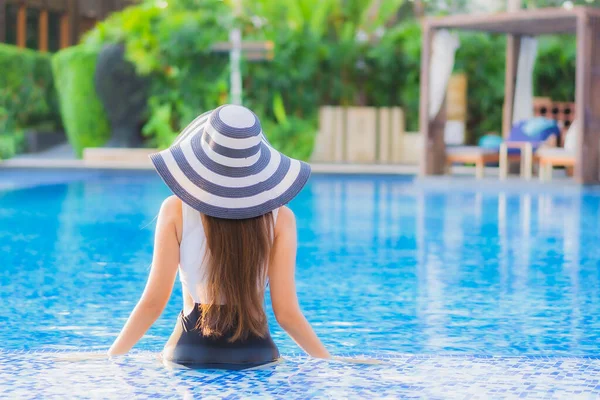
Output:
420 7 600 184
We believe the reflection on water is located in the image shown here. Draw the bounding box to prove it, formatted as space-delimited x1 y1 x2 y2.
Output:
1 173 599 356
307 176 600 355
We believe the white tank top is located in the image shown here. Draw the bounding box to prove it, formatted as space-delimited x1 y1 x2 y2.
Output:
179 203 278 308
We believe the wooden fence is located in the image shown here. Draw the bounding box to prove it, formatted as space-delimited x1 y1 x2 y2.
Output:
312 106 412 164
0 0 138 52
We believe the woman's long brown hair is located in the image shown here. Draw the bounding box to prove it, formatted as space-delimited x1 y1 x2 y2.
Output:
197 212 274 342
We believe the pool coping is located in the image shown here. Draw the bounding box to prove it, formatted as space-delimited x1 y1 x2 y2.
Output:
2 156 585 189
0 157 499 177
2 160 587 195
3 349 600 360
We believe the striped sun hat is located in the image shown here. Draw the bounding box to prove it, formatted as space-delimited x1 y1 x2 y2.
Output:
149 104 311 219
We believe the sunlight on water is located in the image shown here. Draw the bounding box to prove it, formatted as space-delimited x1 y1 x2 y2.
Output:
2 171 600 397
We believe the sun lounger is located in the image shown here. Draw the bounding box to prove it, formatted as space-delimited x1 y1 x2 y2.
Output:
445 146 500 179
536 148 575 181
499 118 561 180
535 119 578 181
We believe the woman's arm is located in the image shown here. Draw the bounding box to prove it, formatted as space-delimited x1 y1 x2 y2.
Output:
108 196 181 356
268 207 330 359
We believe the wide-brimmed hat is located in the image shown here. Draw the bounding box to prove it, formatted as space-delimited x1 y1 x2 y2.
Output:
149 104 311 219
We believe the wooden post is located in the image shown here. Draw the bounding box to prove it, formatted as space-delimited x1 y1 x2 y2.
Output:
99 0 109 20
429 98 448 175
507 0 522 12
378 107 391 163
229 0 243 105
503 0 522 138
0 0 6 43
575 13 600 184
16 2 26 48
345 107 377 163
101 0 116 20
67 0 79 46
502 35 521 138
419 23 432 175
591 16 600 183
60 13 70 48
39 8 49 52
413 0 425 18
419 24 447 176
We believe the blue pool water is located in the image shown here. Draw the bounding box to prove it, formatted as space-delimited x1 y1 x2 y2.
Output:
1 169 600 398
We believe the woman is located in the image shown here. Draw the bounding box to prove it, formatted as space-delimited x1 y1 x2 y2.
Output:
108 104 330 368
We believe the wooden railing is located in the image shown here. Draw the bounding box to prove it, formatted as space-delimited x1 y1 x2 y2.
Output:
1 0 138 51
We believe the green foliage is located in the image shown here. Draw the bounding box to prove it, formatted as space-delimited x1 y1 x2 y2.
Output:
52 46 111 157
366 21 422 124
534 35 576 102
0 44 59 159
263 116 317 161
75 0 580 156
243 0 412 151
80 0 409 159
0 106 20 159
84 1 231 148
454 33 507 142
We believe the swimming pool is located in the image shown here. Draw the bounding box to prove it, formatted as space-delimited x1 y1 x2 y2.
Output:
1 169 600 398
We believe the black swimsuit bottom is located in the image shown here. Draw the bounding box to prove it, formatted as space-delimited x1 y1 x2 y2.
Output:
162 304 280 370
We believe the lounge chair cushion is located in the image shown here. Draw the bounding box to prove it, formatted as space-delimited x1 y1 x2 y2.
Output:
509 117 560 148
537 147 573 157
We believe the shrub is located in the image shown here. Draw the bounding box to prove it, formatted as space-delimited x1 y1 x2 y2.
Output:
77 0 579 156
0 106 20 159
52 46 111 157
0 44 59 159
84 1 230 149
81 0 411 159
534 35 576 102
454 33 507 142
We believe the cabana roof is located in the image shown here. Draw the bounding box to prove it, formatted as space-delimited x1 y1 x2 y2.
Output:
427 6 600 35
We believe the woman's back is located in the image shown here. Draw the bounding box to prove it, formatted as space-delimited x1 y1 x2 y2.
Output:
178 201 279 313
159 197 279 366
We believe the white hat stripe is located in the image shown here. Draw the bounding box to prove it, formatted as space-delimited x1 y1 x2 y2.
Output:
205 122 263 150
180 139 281 187
161 149 301 209
199 136 261 168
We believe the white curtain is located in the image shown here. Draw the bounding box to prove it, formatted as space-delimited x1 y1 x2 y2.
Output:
512 37 538 124
428 30 460 120
564 119 578 153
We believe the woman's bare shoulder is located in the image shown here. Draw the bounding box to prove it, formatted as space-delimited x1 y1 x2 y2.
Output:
159 195 182 219
278 206 295 223
275 206 296 238
158 196 183 241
